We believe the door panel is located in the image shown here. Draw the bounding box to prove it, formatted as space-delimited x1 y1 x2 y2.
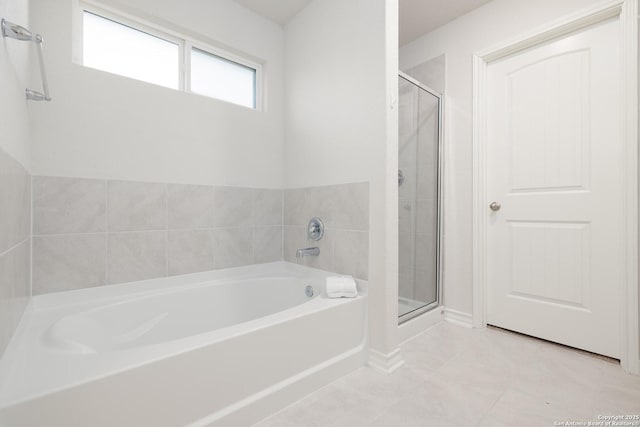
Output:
508 50 590 192
509 221 590 308
486 18 621 358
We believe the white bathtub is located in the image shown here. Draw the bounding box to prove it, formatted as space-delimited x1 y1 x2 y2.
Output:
0 262 367 426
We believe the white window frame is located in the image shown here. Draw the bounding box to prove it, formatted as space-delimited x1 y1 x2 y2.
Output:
73 0 263 110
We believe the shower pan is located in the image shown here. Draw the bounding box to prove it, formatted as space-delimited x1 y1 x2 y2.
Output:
398 71 442 324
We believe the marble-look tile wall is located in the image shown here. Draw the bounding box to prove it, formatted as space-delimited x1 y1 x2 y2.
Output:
283 183 369 280
32 178 283 294
0 148 31 356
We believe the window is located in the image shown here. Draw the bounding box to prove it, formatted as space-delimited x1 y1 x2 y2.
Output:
191 48 256 109
83 12 179 90
80 7 261 109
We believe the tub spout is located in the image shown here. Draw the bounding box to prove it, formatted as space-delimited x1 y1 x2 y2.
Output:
296 247 320 259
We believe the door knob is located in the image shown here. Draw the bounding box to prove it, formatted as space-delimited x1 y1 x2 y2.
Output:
489 202 501 211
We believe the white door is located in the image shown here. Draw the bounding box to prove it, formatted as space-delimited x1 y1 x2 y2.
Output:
486 18 622 358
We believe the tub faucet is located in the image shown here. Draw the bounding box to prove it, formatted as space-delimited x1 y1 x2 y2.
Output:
296 247 320 259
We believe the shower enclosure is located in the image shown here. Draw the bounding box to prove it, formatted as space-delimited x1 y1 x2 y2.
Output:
398 71 442 323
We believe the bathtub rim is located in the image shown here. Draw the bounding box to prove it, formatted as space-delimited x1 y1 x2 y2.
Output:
31 261 366 311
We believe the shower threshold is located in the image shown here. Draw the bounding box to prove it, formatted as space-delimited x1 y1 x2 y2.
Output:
398 297 438 323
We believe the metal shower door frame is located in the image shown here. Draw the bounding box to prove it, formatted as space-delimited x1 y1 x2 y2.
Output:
398 71 444 324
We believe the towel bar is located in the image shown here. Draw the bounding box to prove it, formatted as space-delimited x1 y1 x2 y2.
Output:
2 18 51 102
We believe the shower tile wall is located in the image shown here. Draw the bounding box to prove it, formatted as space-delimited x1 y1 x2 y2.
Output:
32 177 284 294
283 183 369 280
405 54 446 94
0 148 31 356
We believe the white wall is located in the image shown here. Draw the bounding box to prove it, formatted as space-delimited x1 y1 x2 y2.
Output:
0 0 31 168
284 0 389 188
29 0 285 188
400 0 605 316
284 0 399 359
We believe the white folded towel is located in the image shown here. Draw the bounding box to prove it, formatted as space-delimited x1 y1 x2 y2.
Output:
326 275 358 298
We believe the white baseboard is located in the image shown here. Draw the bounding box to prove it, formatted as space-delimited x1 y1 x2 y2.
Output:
444 308 473 328
367 348 404 374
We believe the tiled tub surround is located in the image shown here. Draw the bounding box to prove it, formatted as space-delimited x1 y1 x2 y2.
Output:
32 177 284 294
284 183 369 281
0 148 31 356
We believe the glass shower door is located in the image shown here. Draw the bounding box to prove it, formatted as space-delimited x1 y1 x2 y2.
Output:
398 73 441 323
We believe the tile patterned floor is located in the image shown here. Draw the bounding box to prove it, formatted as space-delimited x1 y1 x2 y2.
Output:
253 322 640 426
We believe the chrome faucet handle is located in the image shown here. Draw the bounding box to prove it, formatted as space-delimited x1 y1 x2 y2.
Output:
307 217 324 241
